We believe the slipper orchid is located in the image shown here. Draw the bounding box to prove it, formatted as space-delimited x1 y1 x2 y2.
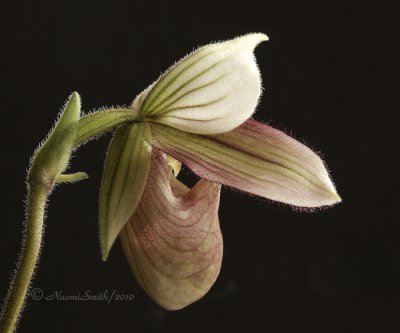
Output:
99 33 341 310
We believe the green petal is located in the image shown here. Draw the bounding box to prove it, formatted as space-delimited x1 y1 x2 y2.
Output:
99 123 152 260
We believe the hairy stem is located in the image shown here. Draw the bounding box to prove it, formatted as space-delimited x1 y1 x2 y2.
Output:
0 181 49 333
74 108 137 147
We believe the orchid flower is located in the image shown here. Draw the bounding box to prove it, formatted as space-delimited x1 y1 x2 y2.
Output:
98 33 341 310
0 33 341 333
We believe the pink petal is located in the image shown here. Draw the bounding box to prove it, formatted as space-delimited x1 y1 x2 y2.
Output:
151 119 341 208
120 151 223 310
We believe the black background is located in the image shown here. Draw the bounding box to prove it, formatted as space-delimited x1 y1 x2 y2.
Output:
0 0 398 332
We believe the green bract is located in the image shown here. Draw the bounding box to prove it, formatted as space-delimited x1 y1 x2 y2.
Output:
29 92 87 188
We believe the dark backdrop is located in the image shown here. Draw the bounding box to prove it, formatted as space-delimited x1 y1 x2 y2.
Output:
0 1 398 332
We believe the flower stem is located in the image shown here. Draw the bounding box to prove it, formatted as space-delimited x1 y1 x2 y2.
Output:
74 108 137 147
0 102 137 332
0 181 49 333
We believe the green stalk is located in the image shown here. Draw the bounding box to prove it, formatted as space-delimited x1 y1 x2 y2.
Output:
0 181 49 333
